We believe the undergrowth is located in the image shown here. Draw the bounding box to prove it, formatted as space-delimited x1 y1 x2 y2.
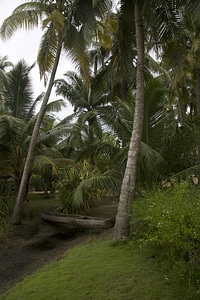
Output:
131 180 200 289
0 179 15 233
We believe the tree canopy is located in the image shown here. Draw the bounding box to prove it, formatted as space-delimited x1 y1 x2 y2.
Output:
1 0 200 235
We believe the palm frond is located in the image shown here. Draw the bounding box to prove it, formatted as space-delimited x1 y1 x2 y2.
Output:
54 113 77 125
37 26 59 80
73 170 121 207
45 99 66 114
172 164 200 180
5 60 35 119
26 92 45 121
32 153 72 176
0 2 46 40
42 9 65 33
0 115 24 145
0 55 13 70
37 123 73 145
139 141 166 173
143 77 168 145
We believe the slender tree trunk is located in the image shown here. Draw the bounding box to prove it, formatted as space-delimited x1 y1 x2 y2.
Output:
177 93 184 125
195 67 200 184
113 1 145 240
11 39 63 224
43 181 49 199
196 67 200 116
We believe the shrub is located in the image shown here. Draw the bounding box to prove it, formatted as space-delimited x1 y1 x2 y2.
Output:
0 179 15 231
29 175 44 192
55 161 103 214
131 181 200 265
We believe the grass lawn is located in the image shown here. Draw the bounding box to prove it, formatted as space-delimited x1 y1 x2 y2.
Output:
1 238 198 300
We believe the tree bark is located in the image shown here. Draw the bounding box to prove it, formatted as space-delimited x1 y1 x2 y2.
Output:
11 39 63 224
113 0 144 240
195 66 200 184
177 91 184 125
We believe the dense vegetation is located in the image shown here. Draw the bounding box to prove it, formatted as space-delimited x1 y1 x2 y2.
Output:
1 0 200 295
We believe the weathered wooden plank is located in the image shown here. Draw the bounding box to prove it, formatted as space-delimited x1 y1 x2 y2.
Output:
41 212 114 229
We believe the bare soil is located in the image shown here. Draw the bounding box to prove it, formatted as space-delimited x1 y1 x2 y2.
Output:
0 197 118 295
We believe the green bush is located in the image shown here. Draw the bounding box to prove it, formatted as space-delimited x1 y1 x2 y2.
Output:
0 179 15 231
131 181 200 272
55 161 103 214
29 175 44 192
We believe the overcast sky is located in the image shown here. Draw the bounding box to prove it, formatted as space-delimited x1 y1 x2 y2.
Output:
0 0 74 117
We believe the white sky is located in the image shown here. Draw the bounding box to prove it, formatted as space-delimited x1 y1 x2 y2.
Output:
0 0 74 118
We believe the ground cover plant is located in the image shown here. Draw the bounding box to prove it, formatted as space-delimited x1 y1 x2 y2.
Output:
131 180 200 287
27 193 56 211
0 179 15 236
1 238 198 300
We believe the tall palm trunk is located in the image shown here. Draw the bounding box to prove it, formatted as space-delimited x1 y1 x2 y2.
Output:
195 66 200 184
11 38 63 224
113 0 144 240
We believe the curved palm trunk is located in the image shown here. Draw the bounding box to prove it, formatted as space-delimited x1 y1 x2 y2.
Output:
113 1 144 240
11 39 63 224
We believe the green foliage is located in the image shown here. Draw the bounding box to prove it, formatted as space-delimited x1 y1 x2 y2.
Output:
131 181 200 283
55 161 104 213
0 179 15 230
29 175 44 192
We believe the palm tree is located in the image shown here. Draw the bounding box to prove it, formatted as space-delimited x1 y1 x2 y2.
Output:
160 7 200 182
113 0 144 239
112 0 194 240
2 59 35 118
0 59 71 207
1 0 111 224
0 55 13 113
0 0 66 223
32 115 74 198
55 71 110 137
0 60 38 191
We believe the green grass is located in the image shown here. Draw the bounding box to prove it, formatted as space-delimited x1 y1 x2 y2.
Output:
1 238 198 300
26 193 57 215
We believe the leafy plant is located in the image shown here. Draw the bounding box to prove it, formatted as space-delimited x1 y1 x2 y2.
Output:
0 179 15 230
55 161 121 214
131 181 200 282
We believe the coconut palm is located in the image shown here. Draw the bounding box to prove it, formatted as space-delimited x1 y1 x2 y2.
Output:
0 60 66 195
1 0 111 224
111 0 144 240
0 55 13 113
113 0 195 240
161 7 200 183
0 1 66 223
0 60 38 190
55 70 111 141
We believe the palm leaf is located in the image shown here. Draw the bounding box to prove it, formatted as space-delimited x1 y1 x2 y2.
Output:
73 170 121 207
37 26 59 81
32 153 72 176
5 60 35 119
45 99 66 114
0 2 46 40
26 92 45 121
0 115 24 145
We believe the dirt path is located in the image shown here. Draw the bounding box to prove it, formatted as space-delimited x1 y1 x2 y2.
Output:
0 197 118 295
